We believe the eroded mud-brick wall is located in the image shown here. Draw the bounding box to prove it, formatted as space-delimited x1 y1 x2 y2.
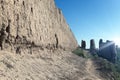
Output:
0 0 78 51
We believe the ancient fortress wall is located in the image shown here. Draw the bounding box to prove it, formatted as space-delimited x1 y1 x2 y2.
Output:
0 0 78 51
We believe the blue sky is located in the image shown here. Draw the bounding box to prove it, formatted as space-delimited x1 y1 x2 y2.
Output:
55 0 120 48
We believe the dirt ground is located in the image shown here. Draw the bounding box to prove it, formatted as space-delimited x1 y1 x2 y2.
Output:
0 49 109 80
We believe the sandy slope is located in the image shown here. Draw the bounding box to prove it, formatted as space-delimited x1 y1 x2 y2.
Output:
0 50 107 80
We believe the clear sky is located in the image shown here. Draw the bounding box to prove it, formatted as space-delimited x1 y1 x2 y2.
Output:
55 0 120 48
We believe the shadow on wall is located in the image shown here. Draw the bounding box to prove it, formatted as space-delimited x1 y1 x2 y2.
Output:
98 39 117 63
